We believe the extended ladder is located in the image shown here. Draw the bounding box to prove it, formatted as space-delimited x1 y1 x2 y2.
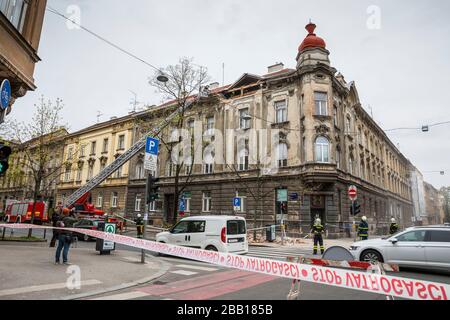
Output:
64 90 208 207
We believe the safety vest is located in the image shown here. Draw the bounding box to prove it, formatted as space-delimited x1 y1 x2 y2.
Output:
358 221 369 237
312 224 324 236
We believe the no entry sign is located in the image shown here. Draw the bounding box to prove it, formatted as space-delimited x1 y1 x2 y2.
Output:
348 185 357 201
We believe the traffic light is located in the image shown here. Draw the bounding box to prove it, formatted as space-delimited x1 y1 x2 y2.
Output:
350 201 361 216
146 174 160 204
0 144 11 176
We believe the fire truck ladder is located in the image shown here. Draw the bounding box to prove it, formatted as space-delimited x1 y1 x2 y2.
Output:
64 90 208 207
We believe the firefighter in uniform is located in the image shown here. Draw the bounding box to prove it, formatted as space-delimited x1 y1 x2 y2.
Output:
311 218 325 255
358 216 369 240
135 214 144 238
389 218 399 235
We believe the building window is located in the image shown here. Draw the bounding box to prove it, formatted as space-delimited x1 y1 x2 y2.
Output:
314 92 328 116
100 162 106 172
206 116 215 131
118 135 125 150
238 147 249 171
87 164 94 180
314 136 329 163
76 167 82 181
346 115 351 133
202 192 212 212
90 141 97 155
111 192 118 208
203 150 214 174
149 201 156 212
333 106 339 127
80 145 85 157
96 194 103 208
336 148 341 169
115 165 122 178
103 138 109 153
67 147 74 160
0 0 29 32
277 143 288 168
275 100 287 123
348 156 354 175
64 167 71 182
239 108 250 129
135 194 142 212
184 197 191 212
135 161 144 179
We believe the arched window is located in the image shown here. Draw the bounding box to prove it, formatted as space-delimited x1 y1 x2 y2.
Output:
314 137 329 163
276 143 288 168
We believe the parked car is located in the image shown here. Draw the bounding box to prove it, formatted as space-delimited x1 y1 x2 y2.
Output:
156 216 248 254
73 219 102 241
349 225 450 272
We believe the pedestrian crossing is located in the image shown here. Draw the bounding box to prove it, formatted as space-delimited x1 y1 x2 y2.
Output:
247 246 313 261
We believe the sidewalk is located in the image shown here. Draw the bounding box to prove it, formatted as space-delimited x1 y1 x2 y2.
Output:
248 236 358 249
0 242 170 300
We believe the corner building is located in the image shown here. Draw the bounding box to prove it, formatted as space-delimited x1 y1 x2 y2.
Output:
129 23 414 238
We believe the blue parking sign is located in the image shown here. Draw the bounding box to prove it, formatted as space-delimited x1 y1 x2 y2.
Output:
233 197 241 207
179 199 186 211
145 137 159 156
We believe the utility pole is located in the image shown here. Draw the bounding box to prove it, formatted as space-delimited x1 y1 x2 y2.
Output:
141 172 152 263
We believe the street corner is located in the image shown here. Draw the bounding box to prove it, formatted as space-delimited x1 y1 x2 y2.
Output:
0 244 171 300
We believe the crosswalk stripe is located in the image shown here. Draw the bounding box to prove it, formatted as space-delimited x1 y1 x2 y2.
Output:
0 280 102 297
175 264 218 272
170 270 198 276
91 291 149 300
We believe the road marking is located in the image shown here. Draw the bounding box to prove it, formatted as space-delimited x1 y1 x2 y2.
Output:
170 270 198 276
0 279 102 297
175 264 218 272
91 291 149 300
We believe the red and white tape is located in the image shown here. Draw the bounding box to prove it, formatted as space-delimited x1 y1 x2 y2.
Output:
1 223 448 301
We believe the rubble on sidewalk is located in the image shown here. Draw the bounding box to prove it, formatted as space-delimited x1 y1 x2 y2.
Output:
247 234 308 245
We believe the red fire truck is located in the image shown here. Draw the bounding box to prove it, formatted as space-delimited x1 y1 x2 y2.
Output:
3 201 48 224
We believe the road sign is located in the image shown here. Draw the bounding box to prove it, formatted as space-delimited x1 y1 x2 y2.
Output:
289 192 299 201
179 198 186 212
102 223 116 250
145 137 159 171
277 189 288 202
0 79 11 110
233 197 241 211
348 185 357 201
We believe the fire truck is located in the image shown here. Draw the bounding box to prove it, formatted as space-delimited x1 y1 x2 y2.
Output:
3 201 48 224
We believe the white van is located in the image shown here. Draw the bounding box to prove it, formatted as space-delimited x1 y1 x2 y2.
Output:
156 216 248 254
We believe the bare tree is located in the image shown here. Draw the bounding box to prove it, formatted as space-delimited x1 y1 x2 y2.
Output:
148 58 210 223
1 96 68 237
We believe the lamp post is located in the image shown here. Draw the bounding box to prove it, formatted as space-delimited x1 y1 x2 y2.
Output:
140 74 168 264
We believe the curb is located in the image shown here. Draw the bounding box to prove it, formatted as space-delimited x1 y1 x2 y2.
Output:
61 254 172 300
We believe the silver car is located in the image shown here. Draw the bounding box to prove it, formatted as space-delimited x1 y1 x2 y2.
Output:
349 225 450 272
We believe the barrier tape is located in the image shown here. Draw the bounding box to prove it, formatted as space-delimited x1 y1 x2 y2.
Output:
1 223 449 301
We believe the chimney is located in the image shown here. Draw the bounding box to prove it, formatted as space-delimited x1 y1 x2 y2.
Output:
267 62 284 74
209 82 220 90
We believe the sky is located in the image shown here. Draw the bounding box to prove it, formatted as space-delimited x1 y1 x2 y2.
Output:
10 0 450 189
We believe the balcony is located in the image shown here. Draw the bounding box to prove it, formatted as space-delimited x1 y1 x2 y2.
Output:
301 163 338 183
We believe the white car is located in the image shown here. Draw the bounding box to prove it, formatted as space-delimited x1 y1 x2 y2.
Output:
349 225 450 272
156 215 248 254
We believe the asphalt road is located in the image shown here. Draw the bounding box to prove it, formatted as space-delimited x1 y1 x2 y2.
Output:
4 228 450 300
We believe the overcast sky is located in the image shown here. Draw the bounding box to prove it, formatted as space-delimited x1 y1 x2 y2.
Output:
10 0 450 188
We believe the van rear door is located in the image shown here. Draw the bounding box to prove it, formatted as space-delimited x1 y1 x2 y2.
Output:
226 219 246 252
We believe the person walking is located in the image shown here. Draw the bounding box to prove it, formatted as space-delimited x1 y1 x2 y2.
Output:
311 218 325 255
389 218 399 235
135 214 144 238
55 208 78 265
358 216 369 241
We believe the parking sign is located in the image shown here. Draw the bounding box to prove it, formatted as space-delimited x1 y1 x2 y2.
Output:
145 137 159 171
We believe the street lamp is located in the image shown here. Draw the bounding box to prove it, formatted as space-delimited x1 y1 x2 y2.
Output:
157 72 169 83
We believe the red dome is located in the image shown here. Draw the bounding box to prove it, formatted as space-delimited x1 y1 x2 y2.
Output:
298 22 326 52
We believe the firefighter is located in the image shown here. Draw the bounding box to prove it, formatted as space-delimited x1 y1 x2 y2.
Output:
358 216 369 241
135 214 144 238
311 218 325 255
390 218 399 235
